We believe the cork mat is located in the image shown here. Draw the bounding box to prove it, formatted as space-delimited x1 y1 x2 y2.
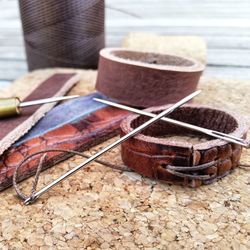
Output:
0 68 249 249
122 33 207 64
0 45 249 249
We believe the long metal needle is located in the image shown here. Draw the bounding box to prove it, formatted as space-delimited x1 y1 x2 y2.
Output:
94 98 249 147
23 90 201 205
19 95 80 108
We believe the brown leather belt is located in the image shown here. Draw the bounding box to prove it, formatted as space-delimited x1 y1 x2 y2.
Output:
120 104 248 187
96 48 205 108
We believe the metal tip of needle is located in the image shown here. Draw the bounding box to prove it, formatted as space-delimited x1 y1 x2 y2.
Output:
23 197 35 205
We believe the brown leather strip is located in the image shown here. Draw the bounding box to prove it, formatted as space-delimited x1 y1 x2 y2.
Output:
96 48 205 107
0 106 129 191
120 104 249 187
0 73 80 155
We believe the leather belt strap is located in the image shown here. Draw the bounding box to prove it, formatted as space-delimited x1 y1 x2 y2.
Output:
96 48 205 107
120 104 249 187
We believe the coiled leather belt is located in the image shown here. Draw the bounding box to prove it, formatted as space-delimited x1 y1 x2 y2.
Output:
96 48 205 107
120 104 248 187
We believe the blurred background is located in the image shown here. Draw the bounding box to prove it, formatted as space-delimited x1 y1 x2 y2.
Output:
0 0 250 88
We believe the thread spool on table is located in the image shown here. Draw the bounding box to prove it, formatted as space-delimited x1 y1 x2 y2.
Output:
19 0 105 70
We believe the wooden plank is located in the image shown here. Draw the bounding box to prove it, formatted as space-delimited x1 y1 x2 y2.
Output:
1 18 250 32
0 43 250 78
205 66 250 80
1 48 250 80
106 21 250 37
208 49 250 67
0 0 249 82
0 47 25 60
0 80 11 88
106 34 250 51
205 36 250 50
1 34 250 51
0 60 27 81
1 0 249 20
1 65 250 85
106 0 250 19
1 68 250 89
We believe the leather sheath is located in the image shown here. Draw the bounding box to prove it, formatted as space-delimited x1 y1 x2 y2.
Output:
120 104 249 187
96 48 205 107
0 73 80 155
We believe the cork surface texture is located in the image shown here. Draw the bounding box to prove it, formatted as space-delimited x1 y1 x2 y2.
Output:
0 68 249 250
122 33 207 64
0 33 249 249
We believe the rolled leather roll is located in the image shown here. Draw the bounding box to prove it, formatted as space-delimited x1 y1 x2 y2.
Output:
96 48 205 107
120 104 249 187
19 0 105 70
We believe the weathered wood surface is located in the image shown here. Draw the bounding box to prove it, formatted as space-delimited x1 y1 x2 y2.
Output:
0 0 250 86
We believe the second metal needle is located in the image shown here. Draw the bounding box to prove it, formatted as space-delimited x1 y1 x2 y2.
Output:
23 90 200 205
94 97 249 147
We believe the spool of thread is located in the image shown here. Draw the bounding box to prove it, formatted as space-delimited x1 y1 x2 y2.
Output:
19 0 105 70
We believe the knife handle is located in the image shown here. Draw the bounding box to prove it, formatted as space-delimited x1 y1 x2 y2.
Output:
0 98 21 118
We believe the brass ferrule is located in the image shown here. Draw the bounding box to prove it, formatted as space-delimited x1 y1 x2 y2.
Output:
0 97 20 118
